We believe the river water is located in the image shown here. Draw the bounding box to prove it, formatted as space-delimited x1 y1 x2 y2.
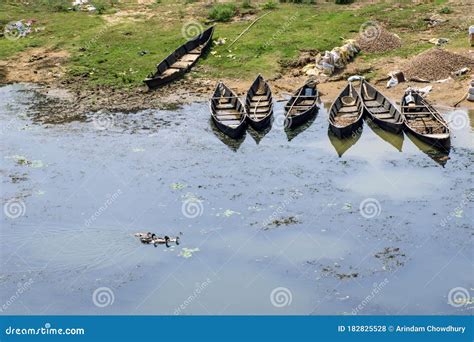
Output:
0 84 472 315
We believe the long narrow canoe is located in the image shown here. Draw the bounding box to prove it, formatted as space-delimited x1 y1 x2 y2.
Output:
328 82 364 138
359 80 403 134
284 82 319 129
401 90 450 150
144 26 214 89
210 82 247 139
245 75 273 131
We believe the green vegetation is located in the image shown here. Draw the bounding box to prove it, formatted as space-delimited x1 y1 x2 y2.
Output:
0 0 469 89
335 0 354 4
439 6 452 14
262 1 278 10
208 3 237 22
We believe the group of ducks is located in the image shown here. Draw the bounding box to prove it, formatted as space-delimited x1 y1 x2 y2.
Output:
134 232 180 248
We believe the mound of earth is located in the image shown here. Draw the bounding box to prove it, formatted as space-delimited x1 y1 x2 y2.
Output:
358 28 401 53
403 48 474 81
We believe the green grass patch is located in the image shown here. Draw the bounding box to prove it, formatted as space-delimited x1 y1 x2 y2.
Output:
208 4 237 22
0 0 461 89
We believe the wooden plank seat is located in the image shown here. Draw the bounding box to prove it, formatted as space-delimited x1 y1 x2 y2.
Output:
248 106 271 114
375 113 395 120
249 100 270 107
338 105 358 113
216 103 235 110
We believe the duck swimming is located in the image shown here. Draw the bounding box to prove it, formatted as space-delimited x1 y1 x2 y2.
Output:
134 232 156 244
134 232 180 247
151 235 180 248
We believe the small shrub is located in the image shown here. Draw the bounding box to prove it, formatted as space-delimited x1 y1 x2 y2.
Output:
262 0 277 9
242 0 253 9
43 0 70 12
439 6 452 14
335 0 354 4
208 4 237 22
91 0 109 14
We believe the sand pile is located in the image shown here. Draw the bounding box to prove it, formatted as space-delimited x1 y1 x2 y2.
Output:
403 48 474 81
358 28 401 53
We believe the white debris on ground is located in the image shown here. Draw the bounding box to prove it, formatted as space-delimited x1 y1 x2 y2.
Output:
301 39 360 78
468 78 474 102
71 0 96 11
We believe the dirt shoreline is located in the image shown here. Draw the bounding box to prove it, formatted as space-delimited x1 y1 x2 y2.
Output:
1 47 473 124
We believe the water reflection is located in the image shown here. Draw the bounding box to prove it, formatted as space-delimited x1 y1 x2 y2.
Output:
210 119 246 151
365 118 404 152
285 110 318 142
248 123 272 144
327 127 362 157
406 132 451 167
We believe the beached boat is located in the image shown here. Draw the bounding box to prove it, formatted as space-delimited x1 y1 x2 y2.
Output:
328 82 364 138
210 82 247 139
284 82 319 129
245 75 273 130
401 90 450 149
359 80 403 134
144 26 214 89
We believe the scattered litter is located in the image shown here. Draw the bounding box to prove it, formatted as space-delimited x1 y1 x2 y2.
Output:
429 38 449 46
435 78 451 83
4 20 35 39
138 50 149 56
170 182 186 190
179 247 200 258
403 48 474 82
423 15 447 28
213 38 227 46
72 0 96 11
406 85 432 97
386 71 405 88
302 40 359 77
452 67 470 77
468 78 474 102
358 28 401 53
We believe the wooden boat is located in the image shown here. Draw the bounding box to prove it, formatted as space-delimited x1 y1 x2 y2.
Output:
209 82 246 139
401 90 450 150
328 82 364 138
144 26 214 89
284 82 319 129
359 80 403 134
245 75 273 130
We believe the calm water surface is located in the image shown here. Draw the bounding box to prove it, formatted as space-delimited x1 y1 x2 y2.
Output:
0 84 472 315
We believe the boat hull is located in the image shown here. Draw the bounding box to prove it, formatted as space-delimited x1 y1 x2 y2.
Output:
247 112 273 131
286 106 318 129
212 117 246 139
